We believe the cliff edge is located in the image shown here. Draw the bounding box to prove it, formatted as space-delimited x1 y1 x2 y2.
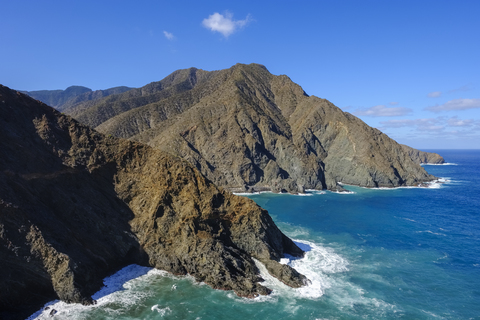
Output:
401 144 445 164
0 85 306 319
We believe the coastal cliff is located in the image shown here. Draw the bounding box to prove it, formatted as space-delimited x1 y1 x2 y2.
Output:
0 85 306 319
64 63 437 193
401 144 445 164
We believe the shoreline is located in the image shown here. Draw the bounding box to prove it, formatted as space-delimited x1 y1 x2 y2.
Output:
337 178 448 191
230 176 446 196
27 238 345 319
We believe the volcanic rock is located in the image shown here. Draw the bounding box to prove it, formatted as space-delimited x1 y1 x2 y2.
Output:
401 144 445 164
0 85 305 319
67 63 437 192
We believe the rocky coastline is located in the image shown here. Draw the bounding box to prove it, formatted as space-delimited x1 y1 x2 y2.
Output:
0 86 307 319
401 144 445 164
2 64 447 319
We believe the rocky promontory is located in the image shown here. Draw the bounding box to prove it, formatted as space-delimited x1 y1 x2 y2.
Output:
401 144 445 164
0 86 306 319
64 63 438 193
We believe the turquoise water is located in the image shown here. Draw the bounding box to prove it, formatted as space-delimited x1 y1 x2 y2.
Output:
30 150 480 319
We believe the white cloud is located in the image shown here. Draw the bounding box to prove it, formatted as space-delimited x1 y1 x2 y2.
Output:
447 116 475 127
418 125 445 132
353 105 412 117
425 98 480 112
427 91 442 98
381 116 480 147
202 11 251 38
379 118 445 134
447 84 472 93
379 118 439 129
163 31 175 40
379 116 480 136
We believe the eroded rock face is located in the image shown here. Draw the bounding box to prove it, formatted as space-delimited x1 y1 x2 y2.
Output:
67 63 438 193
401 144 445 164
0 85 305 319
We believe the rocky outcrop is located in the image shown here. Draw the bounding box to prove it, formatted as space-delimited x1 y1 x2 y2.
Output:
401 144 445 164
0 85 306 319
68 63 437 193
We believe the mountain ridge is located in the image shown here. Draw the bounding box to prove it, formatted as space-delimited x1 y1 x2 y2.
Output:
23 85 133 112
63 63 443 193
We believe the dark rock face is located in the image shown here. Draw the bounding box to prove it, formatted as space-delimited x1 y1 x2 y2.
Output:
68 63 437 193
401 144 445 164
0 85 305 319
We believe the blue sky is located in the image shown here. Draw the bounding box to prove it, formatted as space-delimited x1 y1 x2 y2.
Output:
2 1 479 149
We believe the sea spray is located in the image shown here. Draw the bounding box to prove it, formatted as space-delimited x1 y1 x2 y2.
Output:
284 240 349 298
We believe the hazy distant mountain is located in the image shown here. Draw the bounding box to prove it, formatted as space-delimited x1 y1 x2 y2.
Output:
22 85 91 109
0 85 305 319
66 67 217 126
23 85 133 111
66 63 442 193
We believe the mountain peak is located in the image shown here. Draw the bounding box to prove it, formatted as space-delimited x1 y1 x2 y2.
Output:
236 62 268 70
57 64 438 193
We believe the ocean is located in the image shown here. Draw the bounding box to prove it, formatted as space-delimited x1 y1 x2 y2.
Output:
29 149 480 320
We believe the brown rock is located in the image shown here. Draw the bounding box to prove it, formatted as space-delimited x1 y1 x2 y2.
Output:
401 144 445 164
67 63 438 193
0 85 305 319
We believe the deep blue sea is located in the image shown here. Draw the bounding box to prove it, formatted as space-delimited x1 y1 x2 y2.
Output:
30 150 480 320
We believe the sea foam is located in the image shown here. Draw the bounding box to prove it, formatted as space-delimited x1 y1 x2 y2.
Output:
252 239 349 301
151 305 171 316
28 265 182 320
27 264 156 320
355 177 451 190
233 191 273 196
